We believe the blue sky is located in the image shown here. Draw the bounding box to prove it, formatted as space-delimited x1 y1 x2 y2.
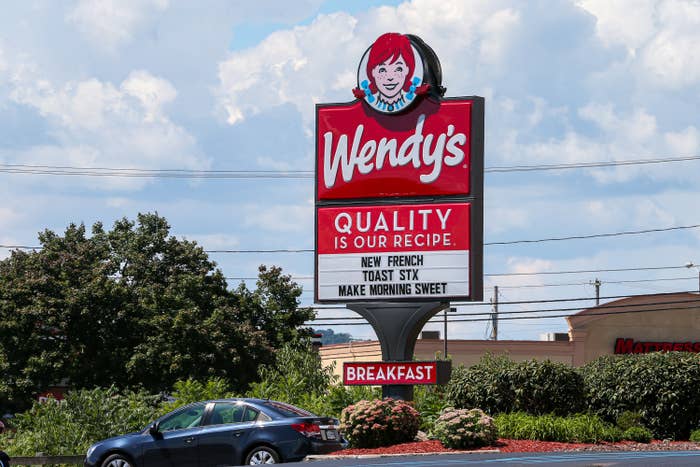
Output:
1 0 699 341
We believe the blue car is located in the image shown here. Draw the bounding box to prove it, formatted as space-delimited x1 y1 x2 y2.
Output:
84 399 346 466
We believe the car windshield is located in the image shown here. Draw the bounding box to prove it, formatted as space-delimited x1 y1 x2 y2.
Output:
262 401 315 418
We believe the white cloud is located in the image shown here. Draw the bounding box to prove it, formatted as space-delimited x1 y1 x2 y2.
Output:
67 0 169 51
577 0 656 51
218 12 360 125
216 0 526 126
184 234 240 250
121 70 177 122
243 202 313 232
579 0 700 89
6 69 206 190
665 127 700 155
0 206 21 229
507 102 699 184
0 45 6 77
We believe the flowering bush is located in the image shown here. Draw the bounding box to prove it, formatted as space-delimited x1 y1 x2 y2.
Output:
432 408 497 449
339 398 420 448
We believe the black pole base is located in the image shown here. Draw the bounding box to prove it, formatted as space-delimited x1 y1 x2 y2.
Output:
348 301 449 401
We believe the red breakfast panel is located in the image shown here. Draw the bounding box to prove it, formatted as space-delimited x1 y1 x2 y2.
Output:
317 202 470 254
317 98 472 200
343 362 438 385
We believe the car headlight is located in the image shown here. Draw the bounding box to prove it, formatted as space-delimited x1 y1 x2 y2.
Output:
86 444 98 458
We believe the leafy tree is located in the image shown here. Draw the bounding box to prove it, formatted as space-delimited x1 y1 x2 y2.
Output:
233 266 315 350
0 213 313 410
313 328 353 345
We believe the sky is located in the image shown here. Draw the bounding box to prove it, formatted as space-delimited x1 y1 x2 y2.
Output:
1 0 699 342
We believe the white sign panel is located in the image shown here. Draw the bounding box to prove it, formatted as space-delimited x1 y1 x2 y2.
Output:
316 202 471 302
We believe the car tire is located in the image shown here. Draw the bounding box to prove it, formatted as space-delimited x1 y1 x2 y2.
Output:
244 446 280 464
100 454 132 467
0 450 9 467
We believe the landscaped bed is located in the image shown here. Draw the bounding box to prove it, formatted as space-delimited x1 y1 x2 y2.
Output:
339 439 700 455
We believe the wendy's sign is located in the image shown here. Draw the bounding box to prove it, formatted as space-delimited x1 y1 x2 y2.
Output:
317 98 475 200
315 32 483 303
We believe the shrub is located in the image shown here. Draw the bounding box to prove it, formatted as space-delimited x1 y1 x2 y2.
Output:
162 377 234 411
623 426 653 443
340 398 420 448
0 387 162 456
495 412 622 444
446 355 584 415
690 428 700 443
431 408 497 449
446 355 515 415
413 385 451 432
616 411 644 431
510 359 585 415
581 352 700 439
244 342 340 414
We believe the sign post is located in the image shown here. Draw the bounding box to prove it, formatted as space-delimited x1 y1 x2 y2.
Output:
348 301 448 399
314 33 484 400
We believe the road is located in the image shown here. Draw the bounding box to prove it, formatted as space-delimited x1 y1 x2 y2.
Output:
300 450 700 466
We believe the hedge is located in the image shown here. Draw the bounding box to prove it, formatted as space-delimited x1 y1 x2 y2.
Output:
580 352 700 439
446 355 585 416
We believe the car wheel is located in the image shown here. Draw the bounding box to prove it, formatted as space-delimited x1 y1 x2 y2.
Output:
245 446 280 464
101 454 132 467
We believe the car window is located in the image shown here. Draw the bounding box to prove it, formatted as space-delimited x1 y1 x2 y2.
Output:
242 407 259 422
207 402 246 425
262 401 315 418
159 405 206 431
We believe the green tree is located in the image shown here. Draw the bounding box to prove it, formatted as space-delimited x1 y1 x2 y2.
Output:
233 265 315 349
314 328 353 345
0 213 313 410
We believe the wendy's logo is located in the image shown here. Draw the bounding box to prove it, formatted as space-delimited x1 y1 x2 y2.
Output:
354 33 443 114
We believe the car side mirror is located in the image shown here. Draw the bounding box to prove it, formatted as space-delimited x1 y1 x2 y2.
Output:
149 422 160 437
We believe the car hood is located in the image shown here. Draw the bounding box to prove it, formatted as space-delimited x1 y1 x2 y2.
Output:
91 431 142 449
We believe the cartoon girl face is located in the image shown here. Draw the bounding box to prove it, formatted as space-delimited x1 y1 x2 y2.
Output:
371 55 410 102
358 32 424 114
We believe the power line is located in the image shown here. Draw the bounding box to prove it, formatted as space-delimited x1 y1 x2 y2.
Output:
485 265 687 277
309 295 700 326
1 155 698 178
412 290 695 307
497 275 698 289
485 224 700 245
486 155 700 172
2 221 699 253
308 291 700 319
0 164 310 179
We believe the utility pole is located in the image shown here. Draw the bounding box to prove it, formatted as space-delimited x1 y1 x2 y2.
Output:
443 307 448 358
490 285 498 341
592 278 602 305
443 306 456 359
687 262 700 293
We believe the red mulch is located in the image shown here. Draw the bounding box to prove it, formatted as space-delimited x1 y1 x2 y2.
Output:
339 439 700 455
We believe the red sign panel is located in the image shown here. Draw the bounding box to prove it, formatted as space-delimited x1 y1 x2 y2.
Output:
344 361 438 385
317 98 473 200
615 338 700 354
317 202 469 254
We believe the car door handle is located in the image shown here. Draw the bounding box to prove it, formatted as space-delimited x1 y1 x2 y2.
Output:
232 431 243 438
184 437 195 444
